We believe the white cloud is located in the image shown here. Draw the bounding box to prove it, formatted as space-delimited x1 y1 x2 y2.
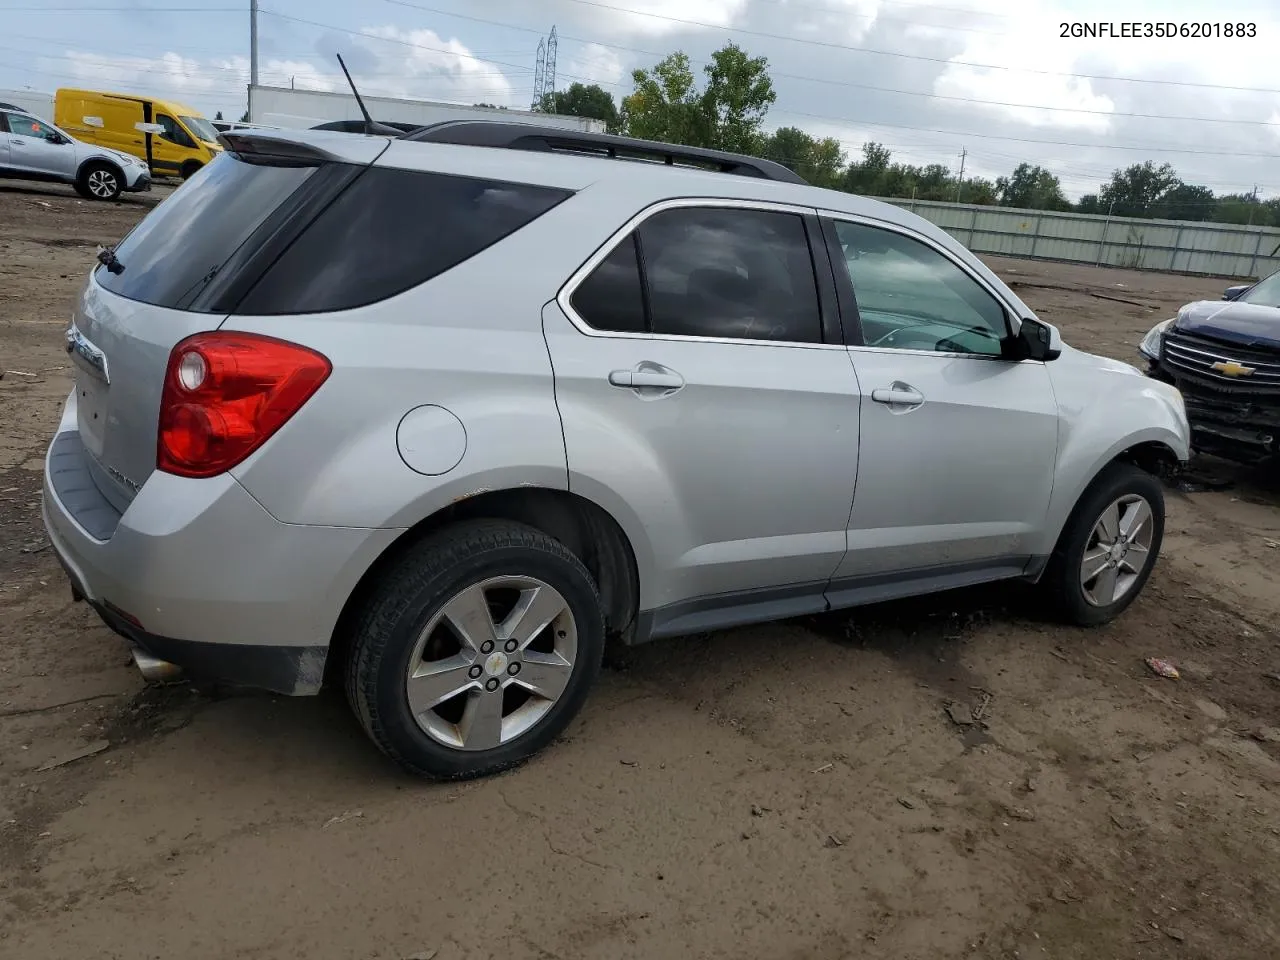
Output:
587 0 750 36
561 42 626 90
47 25 524 117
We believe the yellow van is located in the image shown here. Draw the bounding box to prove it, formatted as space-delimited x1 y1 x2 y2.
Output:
54 88 222 180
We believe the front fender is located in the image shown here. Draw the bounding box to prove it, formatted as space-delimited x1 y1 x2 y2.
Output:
1035 360 1189 556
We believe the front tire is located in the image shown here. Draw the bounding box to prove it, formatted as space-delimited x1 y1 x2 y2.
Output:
1042 463 1165 626
180 161 202 180
345 520 605 779
78 162 122 201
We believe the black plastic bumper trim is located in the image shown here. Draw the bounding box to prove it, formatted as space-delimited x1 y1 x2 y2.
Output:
91 600 327 696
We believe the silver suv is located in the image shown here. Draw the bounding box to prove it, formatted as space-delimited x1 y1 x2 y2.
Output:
42 123 1190 778
1 106 151 200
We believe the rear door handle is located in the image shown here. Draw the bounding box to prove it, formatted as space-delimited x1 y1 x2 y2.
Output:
609 369 684 389
871 383 925 407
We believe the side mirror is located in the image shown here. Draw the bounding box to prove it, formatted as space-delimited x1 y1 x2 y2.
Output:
45 132 66 145
1016 317 1061 362
1223 284 1251 301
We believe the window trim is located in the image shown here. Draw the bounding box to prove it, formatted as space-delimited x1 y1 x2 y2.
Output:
819 210 1040 363
558 197 843 350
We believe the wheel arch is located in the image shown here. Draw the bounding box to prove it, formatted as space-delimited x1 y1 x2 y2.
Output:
76 156 125 186
1035 430 1184 573
325 486 641 686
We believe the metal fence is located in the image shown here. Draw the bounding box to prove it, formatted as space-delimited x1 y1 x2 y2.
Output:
880 198 1280 280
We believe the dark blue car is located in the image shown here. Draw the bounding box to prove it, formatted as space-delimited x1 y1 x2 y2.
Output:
1140 270 1280 464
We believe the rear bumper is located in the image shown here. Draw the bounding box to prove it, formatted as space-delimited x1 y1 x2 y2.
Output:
41 392 402 695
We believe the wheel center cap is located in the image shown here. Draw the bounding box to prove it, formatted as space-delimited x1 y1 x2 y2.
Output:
1110 543 1126 561
484 651 509 677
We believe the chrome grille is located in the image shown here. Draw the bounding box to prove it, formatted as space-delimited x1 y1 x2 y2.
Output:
1162 331 1280 393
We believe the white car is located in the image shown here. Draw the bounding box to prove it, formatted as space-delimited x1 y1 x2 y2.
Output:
0 105 151 200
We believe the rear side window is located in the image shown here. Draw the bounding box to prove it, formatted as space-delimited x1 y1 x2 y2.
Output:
95 152 317 310
236 168 572 315
571 235 647 334
569 206 823 344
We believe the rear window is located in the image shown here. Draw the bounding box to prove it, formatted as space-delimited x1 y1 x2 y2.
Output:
95 153 316 310
235 167 572 315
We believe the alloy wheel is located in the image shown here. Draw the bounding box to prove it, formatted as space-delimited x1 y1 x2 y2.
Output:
405 575 578 751
1079 493 1155 606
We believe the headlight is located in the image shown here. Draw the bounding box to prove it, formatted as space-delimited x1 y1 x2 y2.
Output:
1139 318 1174 360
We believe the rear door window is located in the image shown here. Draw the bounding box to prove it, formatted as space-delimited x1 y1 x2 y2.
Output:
94 152 318 310
638 207 822 343
235 167 572 315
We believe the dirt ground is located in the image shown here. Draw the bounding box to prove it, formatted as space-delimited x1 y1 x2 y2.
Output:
2 179 1279 960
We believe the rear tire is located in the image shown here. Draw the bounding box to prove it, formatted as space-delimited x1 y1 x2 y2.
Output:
180 161 202 180
345 520 605 779
78 162 122 201
1041 463 1165 627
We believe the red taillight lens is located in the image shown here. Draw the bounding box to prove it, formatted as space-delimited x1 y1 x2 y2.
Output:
157 332 331 478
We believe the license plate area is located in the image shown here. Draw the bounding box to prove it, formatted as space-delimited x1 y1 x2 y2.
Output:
76 374 108 460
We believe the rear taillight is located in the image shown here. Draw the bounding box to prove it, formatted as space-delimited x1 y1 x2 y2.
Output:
157 332 331 478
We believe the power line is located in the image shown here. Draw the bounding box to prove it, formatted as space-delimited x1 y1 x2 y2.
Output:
550 0 1280 96
250 7 1277 159
369 0 1280 126
773 108 1279 159
0 5 240 10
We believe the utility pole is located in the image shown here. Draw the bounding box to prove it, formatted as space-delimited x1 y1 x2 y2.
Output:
249 0 258 87
954 147 967 203
1247 183 1259 226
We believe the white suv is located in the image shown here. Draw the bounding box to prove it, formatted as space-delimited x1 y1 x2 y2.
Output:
42 122 1190 778
1 106 151 200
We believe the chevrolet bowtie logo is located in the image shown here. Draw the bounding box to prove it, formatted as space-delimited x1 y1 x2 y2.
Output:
1210 360 1256 377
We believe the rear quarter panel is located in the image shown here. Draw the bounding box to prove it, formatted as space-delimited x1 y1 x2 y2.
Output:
222 179 661 531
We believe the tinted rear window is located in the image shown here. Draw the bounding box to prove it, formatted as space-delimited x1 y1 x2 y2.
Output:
95 153 316 309
235 167 573 315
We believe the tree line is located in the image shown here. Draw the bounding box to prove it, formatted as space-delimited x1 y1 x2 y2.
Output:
535 43 1278 227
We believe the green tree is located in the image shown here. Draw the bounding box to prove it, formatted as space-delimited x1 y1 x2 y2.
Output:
1099 161 1181 218
700 43 775 154
473 102 509 110
622 51 706 146
962 177 998 205
760 127 845 188
1152 183 1215 221
1076 194 1102 214
843 142 892 194
538 82 619 131
215 110 224 121
1212 193 1271 226
239 110 249 123
995 162 1069 210
761 126 814 171
622 43 776 152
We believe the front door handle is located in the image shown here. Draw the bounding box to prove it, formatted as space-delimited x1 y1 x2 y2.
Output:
609 368 684 390
871 382 925 407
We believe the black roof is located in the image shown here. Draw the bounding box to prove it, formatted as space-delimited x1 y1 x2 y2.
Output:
402 120 808 185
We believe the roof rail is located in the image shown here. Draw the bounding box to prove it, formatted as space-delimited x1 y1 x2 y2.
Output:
402 120 808 185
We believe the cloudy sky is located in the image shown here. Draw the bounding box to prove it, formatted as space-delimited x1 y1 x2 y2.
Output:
2 0 1276 200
